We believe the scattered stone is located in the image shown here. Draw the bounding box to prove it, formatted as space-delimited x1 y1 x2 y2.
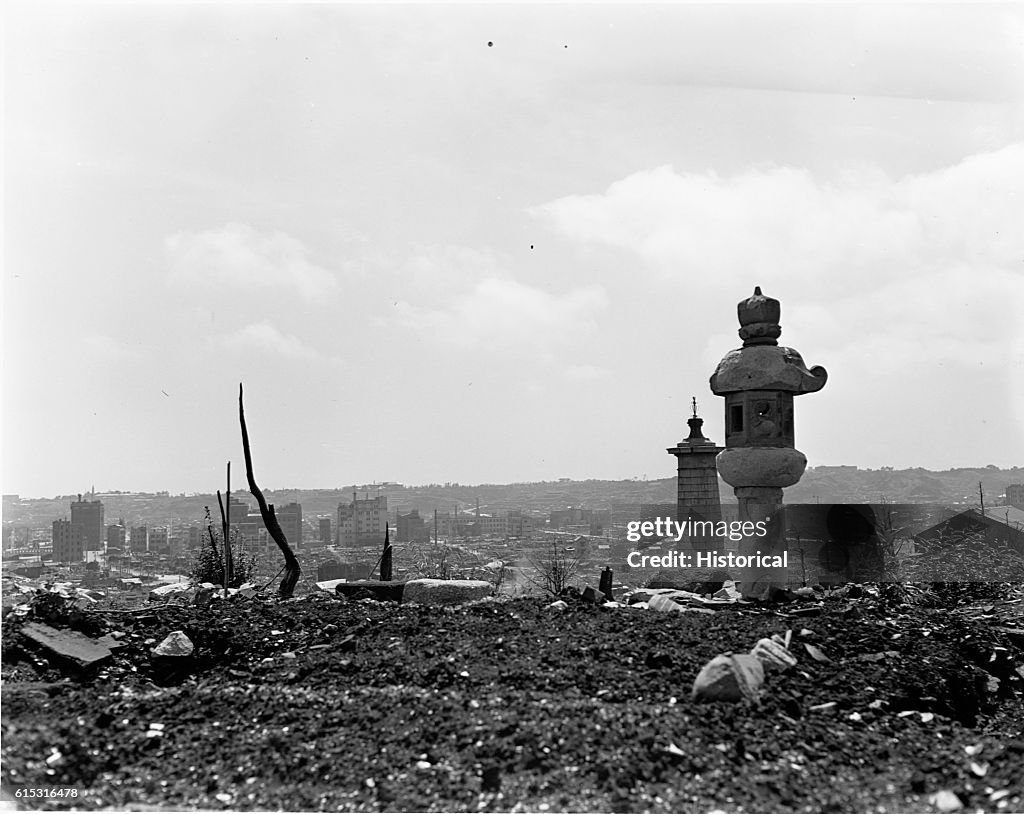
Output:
803 643 832 664
151 631 195 658
581 586 606 605
928 790 963 812
402 579 492 606
751 637 797 670
20 622 113 671
691 653 764 702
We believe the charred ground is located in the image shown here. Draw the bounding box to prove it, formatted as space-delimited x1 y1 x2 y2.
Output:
2 588 1024 813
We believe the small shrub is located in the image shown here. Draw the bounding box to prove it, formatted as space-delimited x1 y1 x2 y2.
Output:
526 539 580 596
189 507 258 588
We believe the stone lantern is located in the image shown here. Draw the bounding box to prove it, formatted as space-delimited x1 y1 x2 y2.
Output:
710 287 827 598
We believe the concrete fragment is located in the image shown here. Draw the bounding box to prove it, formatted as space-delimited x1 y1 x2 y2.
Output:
335 580 405 603
546 600 568 610
151 631 194 658
581 586 606 604
751 637 797 670
648 594 714 614
20 623 113 670
402 579 492 606
713 582 742 601
648 594 685 613
148 582 195 601
691 653 764 702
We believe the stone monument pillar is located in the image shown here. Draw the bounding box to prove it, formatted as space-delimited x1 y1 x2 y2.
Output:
667 398 724 555
710 287 827 599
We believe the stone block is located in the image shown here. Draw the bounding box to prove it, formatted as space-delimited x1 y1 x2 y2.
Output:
20 623 113 670
335 581 405 602
402 579 493 606
691 653 764 702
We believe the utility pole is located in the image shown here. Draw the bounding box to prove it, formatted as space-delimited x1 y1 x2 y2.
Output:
979 481 985 516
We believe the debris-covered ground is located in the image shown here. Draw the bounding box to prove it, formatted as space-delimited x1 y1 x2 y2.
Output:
2 584 1024 813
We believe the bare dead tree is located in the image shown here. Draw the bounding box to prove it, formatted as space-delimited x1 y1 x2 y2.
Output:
239 383 301 597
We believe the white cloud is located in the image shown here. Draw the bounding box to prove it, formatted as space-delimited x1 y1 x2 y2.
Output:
388 244 609 353
83 334 141 361
394 276 608 353
165 223 338 302
535 143 1024 369
218 322 330 362
535 144 1024 283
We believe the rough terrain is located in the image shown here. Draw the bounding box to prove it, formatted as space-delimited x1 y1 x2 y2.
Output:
2 587 1023 813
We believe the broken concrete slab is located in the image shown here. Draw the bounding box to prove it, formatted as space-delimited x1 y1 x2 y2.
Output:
691 653 764 702
335 580 405 603
402 579 493 606
316 578 349 595
20 622 113 671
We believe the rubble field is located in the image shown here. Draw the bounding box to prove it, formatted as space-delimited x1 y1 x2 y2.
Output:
2 585 1024 813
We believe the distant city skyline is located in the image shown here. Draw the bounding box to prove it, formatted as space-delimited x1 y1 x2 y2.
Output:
4 3 1023 500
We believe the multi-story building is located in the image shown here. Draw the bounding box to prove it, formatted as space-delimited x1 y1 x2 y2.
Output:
1007 484 1024 509
396 509 429 543
506 510 535 539
319 517 332 546
106 524 126 551
275 502 303 549
149 527 169 555
71 494 104 551
338 493 388 547
53 519 84 563
130 526 148 554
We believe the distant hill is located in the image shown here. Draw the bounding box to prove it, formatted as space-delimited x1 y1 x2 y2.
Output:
4 466 1023 530
4 468 1019 532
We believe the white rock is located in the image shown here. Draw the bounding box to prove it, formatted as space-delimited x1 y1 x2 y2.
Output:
151 630 194 658
691 653 764 702
929 790 963 812
751 637 797 670
546 600 568 610
402 579 493 606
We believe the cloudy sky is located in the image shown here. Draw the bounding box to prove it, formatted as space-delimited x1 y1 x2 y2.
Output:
4 3 1024 498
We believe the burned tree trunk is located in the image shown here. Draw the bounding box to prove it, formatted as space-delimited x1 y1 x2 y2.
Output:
380 524 393 582
239 383 301 598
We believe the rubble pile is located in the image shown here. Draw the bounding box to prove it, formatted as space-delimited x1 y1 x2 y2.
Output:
1 584 1023 812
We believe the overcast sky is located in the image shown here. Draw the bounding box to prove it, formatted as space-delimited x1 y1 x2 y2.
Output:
4 3 1024 498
